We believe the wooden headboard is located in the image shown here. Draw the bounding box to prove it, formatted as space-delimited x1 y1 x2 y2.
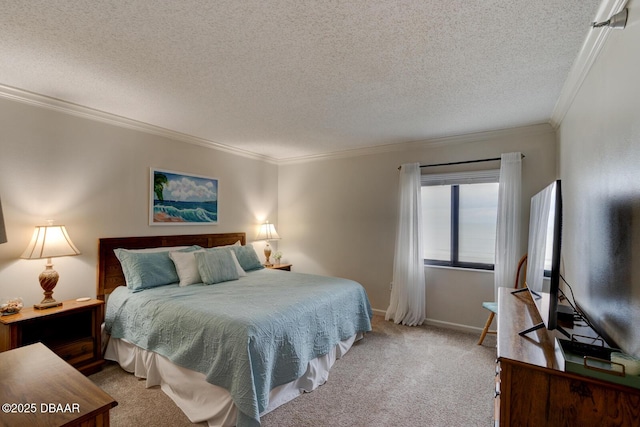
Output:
97 232 246 300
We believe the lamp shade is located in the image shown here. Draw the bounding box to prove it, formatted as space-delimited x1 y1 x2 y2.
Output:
0 197 6 244
21 225 81 260
256 222 280 241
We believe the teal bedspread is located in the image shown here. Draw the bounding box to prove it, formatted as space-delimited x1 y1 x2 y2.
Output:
105 269 372 427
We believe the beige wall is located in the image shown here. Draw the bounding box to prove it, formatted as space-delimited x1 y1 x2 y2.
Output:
278 124 558 330
0 86 561 333
0 98 278 306
0 96 559 332
558 0 640 356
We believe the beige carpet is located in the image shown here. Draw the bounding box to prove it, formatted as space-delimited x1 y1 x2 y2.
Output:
90 316 497 426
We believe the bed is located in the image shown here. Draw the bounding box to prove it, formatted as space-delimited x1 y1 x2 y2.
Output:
98 232 372 427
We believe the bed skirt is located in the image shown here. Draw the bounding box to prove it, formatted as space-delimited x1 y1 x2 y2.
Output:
104 333 360 426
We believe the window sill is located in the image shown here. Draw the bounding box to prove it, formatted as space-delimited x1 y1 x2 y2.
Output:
424 264 495 274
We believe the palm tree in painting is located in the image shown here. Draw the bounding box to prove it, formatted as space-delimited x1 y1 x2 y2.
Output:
154 173 168 201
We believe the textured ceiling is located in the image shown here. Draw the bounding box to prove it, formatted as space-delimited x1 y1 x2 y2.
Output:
0 1 603 160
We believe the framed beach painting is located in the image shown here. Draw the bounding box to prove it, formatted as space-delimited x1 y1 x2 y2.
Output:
150 168 219 225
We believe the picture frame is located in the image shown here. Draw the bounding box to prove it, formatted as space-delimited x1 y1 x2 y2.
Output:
150 168 219 225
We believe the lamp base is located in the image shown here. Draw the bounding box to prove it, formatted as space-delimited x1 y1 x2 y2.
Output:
34 300 63 310
264 242 273 267
35 263 62 309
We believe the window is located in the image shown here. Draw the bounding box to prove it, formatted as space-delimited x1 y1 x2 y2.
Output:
421 170 500 270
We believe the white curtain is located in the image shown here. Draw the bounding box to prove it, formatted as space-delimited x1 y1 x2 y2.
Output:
386 163 425 326
494 152 522 299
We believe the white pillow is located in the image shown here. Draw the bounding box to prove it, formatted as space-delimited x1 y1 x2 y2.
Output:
169 250 203 287
170 247 246 287
223 240 242 248
230 250 247 277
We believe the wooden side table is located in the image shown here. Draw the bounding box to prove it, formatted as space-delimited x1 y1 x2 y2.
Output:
0 298 104 375
0 342 117 426
266 263 292 271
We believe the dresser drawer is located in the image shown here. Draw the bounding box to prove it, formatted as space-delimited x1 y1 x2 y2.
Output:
52 338 95 366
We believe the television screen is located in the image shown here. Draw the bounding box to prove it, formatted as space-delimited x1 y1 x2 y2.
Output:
521 179 569 337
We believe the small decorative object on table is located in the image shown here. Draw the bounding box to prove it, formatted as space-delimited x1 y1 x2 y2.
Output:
273 251 283 265
0 297 23 315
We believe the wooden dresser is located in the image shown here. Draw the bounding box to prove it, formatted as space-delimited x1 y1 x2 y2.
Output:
0 342 117 426
495 287 640 426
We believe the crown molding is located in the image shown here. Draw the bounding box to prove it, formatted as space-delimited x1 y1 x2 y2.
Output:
276 123 554 165
0 84 278 164
550 0 628 128
1 82 553 167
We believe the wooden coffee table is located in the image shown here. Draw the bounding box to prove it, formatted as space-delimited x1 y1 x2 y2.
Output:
0 342 117 426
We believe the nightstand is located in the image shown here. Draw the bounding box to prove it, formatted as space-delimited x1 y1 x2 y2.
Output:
0 298 104 375
266 263 292 271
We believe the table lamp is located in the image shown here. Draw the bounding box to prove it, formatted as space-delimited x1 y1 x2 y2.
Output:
21 223 81 309
256 221 280 266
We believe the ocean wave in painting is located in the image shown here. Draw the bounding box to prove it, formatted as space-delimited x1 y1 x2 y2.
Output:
153 201 217 223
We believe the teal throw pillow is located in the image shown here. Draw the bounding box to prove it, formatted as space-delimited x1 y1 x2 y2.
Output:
195 250 240 285
115 245 201 291
230 244 264 271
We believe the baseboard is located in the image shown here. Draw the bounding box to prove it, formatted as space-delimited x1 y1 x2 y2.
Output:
371 309 481 334
423 318 482 334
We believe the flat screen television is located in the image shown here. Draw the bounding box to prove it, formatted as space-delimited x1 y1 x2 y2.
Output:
519 179 570 338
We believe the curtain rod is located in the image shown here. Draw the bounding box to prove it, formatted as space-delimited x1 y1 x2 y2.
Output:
398 154 525 170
